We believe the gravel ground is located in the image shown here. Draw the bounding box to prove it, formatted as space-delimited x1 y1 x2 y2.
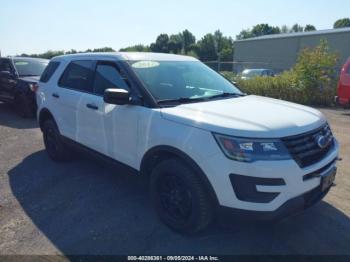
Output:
0 102 349 255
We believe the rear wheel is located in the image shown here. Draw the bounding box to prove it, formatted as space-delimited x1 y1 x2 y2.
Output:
150 158 214 234
42 119 72 162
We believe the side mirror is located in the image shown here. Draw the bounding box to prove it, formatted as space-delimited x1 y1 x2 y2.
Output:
104 88 130 105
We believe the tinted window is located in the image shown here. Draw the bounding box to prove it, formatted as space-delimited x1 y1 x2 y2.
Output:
93 63 129 95
40 61 60 83
347 65 350 75
13 58 48 76
59 61 94 92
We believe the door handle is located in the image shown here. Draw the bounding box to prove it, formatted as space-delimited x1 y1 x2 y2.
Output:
52 93 60 98
86 103 98 110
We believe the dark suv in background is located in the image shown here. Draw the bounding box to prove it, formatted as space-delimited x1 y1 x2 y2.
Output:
0 57 48 117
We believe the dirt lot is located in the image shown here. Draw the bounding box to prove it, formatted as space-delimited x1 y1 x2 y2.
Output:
0 102 349 255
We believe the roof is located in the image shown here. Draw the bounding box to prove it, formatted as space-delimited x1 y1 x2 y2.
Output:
52 52 198 62
235 27 350 43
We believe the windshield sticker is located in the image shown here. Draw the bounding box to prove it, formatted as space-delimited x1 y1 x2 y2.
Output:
15 61 29 66
132 61 159 69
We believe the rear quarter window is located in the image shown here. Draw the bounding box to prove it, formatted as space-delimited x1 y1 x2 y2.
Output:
40 61 60 83
58 60 95 93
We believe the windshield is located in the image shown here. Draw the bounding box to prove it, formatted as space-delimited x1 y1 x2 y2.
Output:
13 59 48 77
129 60 242 102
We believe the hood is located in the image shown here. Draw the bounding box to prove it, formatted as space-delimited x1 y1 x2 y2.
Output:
18 76 40 83
160 95 326 138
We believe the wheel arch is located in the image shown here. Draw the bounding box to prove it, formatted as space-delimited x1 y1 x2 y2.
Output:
140 145 219 207
38 108 56 131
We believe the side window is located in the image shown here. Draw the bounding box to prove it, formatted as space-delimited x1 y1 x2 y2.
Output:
40 61 60 83
93 63 129 95
59 60 94 92
347 64 350 75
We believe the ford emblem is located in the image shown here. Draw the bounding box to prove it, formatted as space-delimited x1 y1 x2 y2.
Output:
316 135 329 149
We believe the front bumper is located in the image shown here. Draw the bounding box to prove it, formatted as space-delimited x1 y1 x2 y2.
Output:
219 179 333 221
199 139 339 212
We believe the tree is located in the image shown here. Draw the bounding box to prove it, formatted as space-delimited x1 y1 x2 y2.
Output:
304 24 317 32
181 29 196 54
196 33 217 61
280 25 290 34
119 44 150 52
236 24 280 39
91 47 115 52
333 18 350 28
251 24 280 37
236 29 253 40
168 34 183 54
150 34 169 53
293 39 339 104
291 23 304 33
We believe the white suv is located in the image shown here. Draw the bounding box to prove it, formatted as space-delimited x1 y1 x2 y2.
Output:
37 52 339 234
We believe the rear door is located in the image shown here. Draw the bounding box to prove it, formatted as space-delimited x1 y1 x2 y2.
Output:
54 60 96 140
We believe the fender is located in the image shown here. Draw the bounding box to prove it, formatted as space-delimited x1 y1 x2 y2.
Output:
140 145 219 207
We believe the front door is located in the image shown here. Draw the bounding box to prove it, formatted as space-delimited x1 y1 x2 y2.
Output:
77 61 139 168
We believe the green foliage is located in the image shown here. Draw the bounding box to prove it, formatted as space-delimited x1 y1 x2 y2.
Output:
291 23 304 33
333 18 350 28
292 39 339 105
21 50 65 59
181 30 196 54
237 23 318 39
150 34 170 53
120 29 232 62
119 44 150 52
195 30 234 61
168 34 183 54
236 24 280 39
195 34 217 61
304 24 317 32
224 40 339 106
90 47 115 52
20 47 115 59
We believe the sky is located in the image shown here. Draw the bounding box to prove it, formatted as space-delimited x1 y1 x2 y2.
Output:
1 0 350 56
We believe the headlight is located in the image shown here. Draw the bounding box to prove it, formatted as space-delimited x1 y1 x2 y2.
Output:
213 133 291 162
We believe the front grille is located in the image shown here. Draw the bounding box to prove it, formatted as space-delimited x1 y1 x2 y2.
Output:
282 124 334 168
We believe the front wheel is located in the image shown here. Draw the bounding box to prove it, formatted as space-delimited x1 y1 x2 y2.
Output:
150 158 214 234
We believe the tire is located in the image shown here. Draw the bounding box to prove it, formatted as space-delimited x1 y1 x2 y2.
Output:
14 94 35 118
42 119 72 162
150 158 214 234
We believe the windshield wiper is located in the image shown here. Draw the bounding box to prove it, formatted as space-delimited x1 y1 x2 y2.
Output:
20 74 39 77
157 93 246 105
157 97 207 105
207 92 246 100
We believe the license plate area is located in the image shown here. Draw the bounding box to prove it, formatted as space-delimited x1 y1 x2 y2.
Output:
321 167 337 192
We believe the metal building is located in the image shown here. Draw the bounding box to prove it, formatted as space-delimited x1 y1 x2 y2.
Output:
233 28 350 73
